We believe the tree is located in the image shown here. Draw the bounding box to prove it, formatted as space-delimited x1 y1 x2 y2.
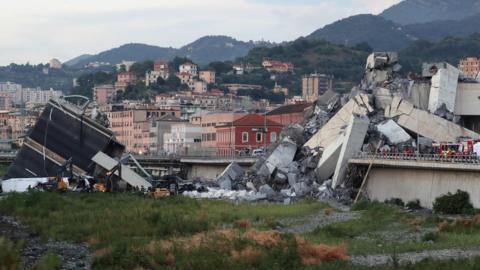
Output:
171 56 193 71
208 61 233 74
129 60 154 77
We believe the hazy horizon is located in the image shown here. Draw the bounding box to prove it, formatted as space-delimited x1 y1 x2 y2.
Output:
0 0 400 65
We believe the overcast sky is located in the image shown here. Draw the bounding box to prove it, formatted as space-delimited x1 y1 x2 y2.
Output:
0 0 401 65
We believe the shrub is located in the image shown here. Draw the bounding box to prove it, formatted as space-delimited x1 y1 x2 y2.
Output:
422 231 439 242
407 199 423 211
433 190 474 215
34 250 61 270
384 198 405 208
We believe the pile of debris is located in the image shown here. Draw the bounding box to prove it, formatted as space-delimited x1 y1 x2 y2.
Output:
191 52 480 205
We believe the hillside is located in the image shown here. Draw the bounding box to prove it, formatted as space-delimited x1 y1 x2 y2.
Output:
399 34 480 72
306 14 414 51
69 36 266 68
405 14 480 41
240 38 370 83
380 0 480 25
64 54 92 66
72 43 176 68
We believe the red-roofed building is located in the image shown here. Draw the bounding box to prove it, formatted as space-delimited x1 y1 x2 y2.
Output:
266 103 311 126
262 59 294 73
216 114 283 156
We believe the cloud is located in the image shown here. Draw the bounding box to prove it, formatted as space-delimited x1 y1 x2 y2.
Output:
0 0 401 66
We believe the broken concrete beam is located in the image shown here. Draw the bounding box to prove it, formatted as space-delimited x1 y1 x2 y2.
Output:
316 135 343 181
305 93 371 150
428 62 459 114
389 99 480 142
365 52 399 70
92 152 152 189
373 87 393 110
377 120 412 144
332 115 370 188
408 81 431 111
260 137 297 177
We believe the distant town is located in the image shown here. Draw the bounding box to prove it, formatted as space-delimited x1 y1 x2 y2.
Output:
0 56 338 157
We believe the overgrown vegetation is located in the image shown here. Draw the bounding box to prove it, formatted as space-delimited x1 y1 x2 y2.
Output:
433 190 475 215
34 251 61 270
0 237 21 270
0 192 327 269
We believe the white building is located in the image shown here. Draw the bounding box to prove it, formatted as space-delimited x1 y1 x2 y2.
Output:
163 123 202 154
116 60 136 72
20 88 63 105
179 62 198 77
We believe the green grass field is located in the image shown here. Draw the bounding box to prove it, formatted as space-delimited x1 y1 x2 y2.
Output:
1 192 480 269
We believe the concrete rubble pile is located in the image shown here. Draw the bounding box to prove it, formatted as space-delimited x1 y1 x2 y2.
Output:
195 52 480 205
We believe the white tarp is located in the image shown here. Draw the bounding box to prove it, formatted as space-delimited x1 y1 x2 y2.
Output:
1 178 69 193
1 178 49 192
377 120 412 144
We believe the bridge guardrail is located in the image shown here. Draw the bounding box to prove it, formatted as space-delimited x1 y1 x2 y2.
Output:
353 152 480 164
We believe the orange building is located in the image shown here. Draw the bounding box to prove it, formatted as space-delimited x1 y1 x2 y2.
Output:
266 103 312 126
459 57 480 79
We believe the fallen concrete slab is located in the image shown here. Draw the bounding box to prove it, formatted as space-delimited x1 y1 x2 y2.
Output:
92 152 152 189
216 162 244 190
377 120 412 144
394 101 479 142
305 93 371 150
260 137 297 177
428 62 459 113
316 135 344 181
332 115 370 187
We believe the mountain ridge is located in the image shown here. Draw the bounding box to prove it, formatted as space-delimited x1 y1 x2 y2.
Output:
68 35 269 68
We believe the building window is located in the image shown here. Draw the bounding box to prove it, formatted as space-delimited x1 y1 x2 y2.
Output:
256 132 262 142
242 132 248 143
270 132 277 143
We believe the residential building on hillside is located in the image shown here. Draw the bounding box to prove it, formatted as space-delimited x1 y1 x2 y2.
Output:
302 73 334 103
115 72 137 92
93 84 116 105
199 71 216 84
179 62 198 77
262 59 294 73
146 60 170 86
193 81 208 93
267 103 312 126
177 72 195 89
216 114 283 156
163 123 202 155
0 93 12 110
106 109 150 154
458 57 480 79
